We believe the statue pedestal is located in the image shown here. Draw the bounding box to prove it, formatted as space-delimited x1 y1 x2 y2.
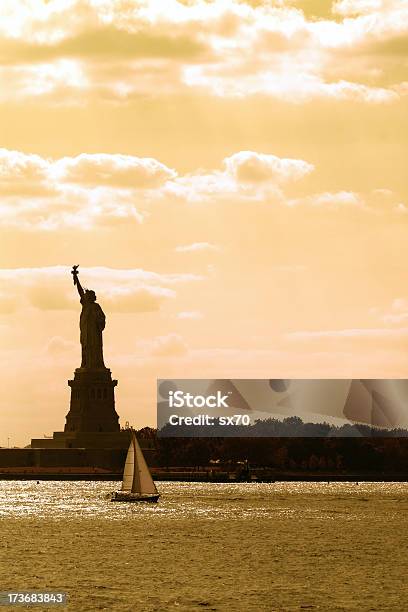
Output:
31 366 133 450
65 367 120 433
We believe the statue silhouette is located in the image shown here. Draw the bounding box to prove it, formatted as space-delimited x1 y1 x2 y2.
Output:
71 266 106 369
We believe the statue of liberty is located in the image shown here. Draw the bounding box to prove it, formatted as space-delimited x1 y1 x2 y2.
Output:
71 265 106 369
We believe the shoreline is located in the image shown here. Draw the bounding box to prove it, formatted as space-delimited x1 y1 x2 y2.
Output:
1 469 407 482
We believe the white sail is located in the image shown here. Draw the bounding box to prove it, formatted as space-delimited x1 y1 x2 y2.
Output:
121 437 135 491
132 433 158 495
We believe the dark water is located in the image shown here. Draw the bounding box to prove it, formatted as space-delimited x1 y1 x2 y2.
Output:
0 482 407 611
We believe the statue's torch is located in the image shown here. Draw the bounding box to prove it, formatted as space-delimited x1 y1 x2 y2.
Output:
71 265 79 285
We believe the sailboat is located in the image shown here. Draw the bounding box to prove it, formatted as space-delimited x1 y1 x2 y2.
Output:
111 430 160 503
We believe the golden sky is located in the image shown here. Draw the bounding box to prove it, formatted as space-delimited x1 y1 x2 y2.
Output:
0 0 407 445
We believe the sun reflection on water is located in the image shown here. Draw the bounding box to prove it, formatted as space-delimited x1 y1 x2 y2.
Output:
0 480 408 522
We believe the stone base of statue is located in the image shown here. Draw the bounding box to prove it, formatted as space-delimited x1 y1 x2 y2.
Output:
31 366 132 450
65 367 120 433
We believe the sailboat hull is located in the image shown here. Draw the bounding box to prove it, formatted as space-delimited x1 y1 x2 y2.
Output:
111 492 160 503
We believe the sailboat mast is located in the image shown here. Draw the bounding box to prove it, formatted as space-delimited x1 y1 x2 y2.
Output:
131 431 141 494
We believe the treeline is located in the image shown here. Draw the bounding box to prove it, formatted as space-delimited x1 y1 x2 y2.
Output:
158 416 408 438
136 422 408 472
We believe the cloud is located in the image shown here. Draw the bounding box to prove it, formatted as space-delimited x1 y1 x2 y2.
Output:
0 147 403 232
27 285 75 311
0 0 406 104
383 313 408 325
165 161 402 214
165 150 313 203
359 33 408 58
103 286 175 313
0 59 88 103
332 0 401 17
177 311 203 319
289 328 408 339
0 148 317 230
45 336 76 355
370 298 408 326
288 188 406 213
176 0 406 103
183 66 398 103
147 333 189 357
289 191 364 208
224 151 314 184
287 327 408 350
79 267 203 286
0 266 201 314
0 148 52 196
0 26 206 65
391 298 408 311
52 153 177 188
0 149 177 230
27 282 174 314
175 242 220 253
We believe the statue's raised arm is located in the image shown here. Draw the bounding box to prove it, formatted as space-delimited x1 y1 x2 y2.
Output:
71 265 84 299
